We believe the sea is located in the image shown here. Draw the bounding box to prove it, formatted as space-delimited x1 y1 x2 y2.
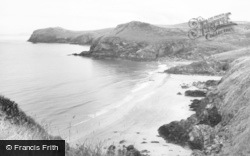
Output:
0 35 164 141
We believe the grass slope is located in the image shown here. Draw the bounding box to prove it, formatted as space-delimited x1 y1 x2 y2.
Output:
215 56 250 155
0 95 144 156
0 95 61 140
105 21 187 43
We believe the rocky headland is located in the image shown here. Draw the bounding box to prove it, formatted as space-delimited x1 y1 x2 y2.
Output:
28 21 250 61
28 27 112 45
77 21 194 61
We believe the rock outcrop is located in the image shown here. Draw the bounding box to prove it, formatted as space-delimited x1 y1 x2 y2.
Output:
159 56 250 155
28 21 250 61
70 21 250 61
158 86 222 154
165 59 229 76
79 21 250 61
77 21 195 61
185 90 207 97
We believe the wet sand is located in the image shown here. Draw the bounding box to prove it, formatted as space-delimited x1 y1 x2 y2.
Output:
71 72 221 156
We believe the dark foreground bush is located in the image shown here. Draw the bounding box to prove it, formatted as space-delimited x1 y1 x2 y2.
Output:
66 143 143 156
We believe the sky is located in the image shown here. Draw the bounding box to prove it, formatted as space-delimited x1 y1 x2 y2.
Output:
0 0 249 35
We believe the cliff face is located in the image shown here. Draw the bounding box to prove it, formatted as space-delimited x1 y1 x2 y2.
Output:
216 57 250 155
77 21 250 61
79 21 197 60
28 27 112 45
29 21 250 61
159 56 250 155
84 36 194 61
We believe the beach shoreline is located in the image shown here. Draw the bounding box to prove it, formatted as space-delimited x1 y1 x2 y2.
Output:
68 65 221 156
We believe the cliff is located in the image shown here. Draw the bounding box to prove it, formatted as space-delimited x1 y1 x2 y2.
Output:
165 47 250 76
71 21 250 61
28 27 112 45
78 21 197 61
29 21 250 61
159 56 250 155
214 57 250 155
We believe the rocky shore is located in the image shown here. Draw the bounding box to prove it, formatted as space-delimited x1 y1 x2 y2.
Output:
158 56 250 155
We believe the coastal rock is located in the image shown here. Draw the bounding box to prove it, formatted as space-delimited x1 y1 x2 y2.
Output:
165 60 229 76
189 95 222 127
205 80 219 87
185 90 207 97
159 81 222 153
158 120 190 145
78 51 92 56
80 21 196 61
192 80 219 90
198 106 222 127
158 115 198 145
189 99 203 112
189 125 223 154
189 125 214 149
87 38 194 61
188 125 213 150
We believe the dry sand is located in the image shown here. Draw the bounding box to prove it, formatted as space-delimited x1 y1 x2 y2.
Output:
70 71 221 156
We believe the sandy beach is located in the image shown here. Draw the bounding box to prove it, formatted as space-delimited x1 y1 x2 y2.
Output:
69 69 221 156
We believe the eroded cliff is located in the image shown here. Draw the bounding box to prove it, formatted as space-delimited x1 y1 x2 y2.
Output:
28 27 112 45
159 56 250 156
29 21 250 61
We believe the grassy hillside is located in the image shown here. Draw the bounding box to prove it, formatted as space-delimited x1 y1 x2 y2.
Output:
212 47 250 61
28 21 250 61
0 95 60 140
164 45 250 76
83 21 250 61
215 57 250 155
106 21 187 43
